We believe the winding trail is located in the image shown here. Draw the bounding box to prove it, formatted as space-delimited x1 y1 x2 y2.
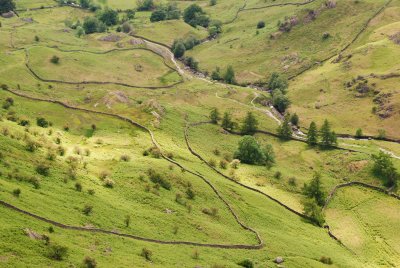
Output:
0 88 263 250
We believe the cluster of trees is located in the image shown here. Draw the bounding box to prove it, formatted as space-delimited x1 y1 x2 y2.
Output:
0 0 15 13
183 4 222 36
234 136 275 167
172 35 201 58
136 0 154 11
210 108 260 135
267 72 290 113
211 66 236 84
150 2 180 22
302 173 326 226
306 119 337 148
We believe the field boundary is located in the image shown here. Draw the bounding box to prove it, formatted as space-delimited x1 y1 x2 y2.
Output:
0 87 263 250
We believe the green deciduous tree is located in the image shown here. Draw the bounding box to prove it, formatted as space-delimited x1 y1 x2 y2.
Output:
272 90 290 113
372 151 399 187
234 136 265 165
277 115 292 140
0 0 15 13
268 72 288 93
183 4 209 27
302 198 325 226
97 8 118 26
221 112 234 130
241 112 258 135
172 40 186 58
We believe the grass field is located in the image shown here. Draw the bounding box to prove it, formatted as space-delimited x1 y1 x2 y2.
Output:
0 0 400 267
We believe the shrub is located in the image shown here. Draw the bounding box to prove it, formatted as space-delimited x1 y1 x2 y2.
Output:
209 158 216 167
257 21 265 29
97 8 118 26
230 159 240 169
36 117 50 128
28 177 40 189
320 256 333 265
50 55 60 64
88 189 95 195
0 0 16 14
137 0 154 11
12 188 21 197
47 244 68 260
121 22 132 33
75 182 82 192
120 154 131 162
99 170 110 180
274 171 282 180
238 259 254 268
150 10 166 22
172 40 186 58
234 136 265 165
355 128 363 138
141 248 152 261
36 164 50 176
83 16 106 34
302 198 325 226
224 65 236 84
82 204 93 215
183 4 209 27
186 187 195 199
48 226 54 233
290 113 299 126
202 207 218 217
104 178 115 188
124 215 131 227
83 256 97 268
209 0 217 6
148 169 171 190
219 159 228 169
26 139 39 152
288 177 297 186
372 151 399 187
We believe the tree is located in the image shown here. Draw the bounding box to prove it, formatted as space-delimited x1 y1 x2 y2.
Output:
183 4 209 27
272 90 290 113
302 198 325 226
372 151 399 187
234 136 265 165
172 40 185 58
263 143 275 167
241 112 258 135
125 9 135 20
76 26 85 37
355 128 363 138
221 112 234 130
277 116 292 140
210 0 217 6
79 0 91 8
320 119 337 147
0 0 15 13
307 121 318 146
223 65 236 84
268 72 288 92
150 10 166 22
208 20 222 36
97 8 118 26
290 113 299 126
37 117 50 128
83 16 106 34
210 107 220 124
136 0 154 11
302 173 326 206
211 67 221 80
257 21 265 29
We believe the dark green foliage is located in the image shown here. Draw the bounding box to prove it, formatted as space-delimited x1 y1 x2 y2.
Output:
79 0 91 8
137 0 154 11
148 169 171 190
272 89 290 113
75 182 82 192
125 9 135 20
320 119 337 147
257 21 265 29
83 16 106 34
268 72 288 92
355 128 363 138
302 173 326 206
50 55 60 64
210 107 220 124
183 56 199 71
0 0 15 13
124 215 131 227
183 4 209 27
172 40 185 58
19 119 30 126
320 256 333 265
290 113 299 126
47 244 68 260
277 116 292 140
48 226 54 233
186 187 195 199
302 198 325 226
307 121 318 146
208 20 222 36
83 256 97 268
223 65 236 84
141 248 152 261
372 151 399 187
211 67 221 80
221 112 234 130
210 0 217 6
238 259 254 268
150 10 166 22
183 35 200 50
97 8 118 26
36 164 50 176
12 188 21 197
82 204 93 215
241 112 258 135
234 136 274 166
36 117 49 128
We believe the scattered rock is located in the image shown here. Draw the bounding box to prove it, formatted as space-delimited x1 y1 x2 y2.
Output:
98 34 122 42
164 208 174 214
130 38 145 46
1 11 15 18
21 17 34 23
274 257 284 264
390 32 400 45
